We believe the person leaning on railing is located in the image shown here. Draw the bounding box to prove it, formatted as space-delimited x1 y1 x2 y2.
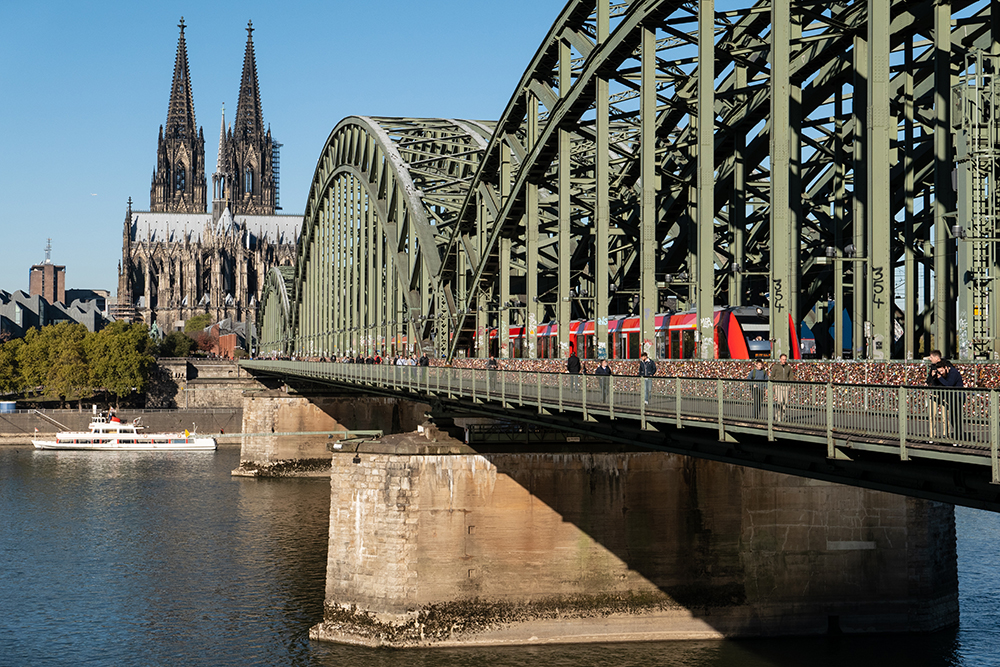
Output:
935 360 966 441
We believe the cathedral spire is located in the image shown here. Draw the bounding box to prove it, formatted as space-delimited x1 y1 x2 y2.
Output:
165 17 197 141
233 20 265 142
151 17 207 213
216 103 226 174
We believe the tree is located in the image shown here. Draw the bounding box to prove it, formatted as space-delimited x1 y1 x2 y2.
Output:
15 323 92 402
192 329 218 353
184 313 213 333
85 321 154 407
156 330 195 357
0 338 24 394
47 330 90 408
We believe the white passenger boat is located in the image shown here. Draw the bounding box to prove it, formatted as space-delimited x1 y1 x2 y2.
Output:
32 412 216 451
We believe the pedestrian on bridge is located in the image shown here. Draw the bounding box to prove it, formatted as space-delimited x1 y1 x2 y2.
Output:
926 350 946 440
567 349 582 394
487 355 498 393
748 359 768 420
770 353 794 421
638 352 656 405
595 359 612 404
935 360 966 441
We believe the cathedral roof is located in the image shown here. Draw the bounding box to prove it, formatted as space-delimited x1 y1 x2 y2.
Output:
128 210 300 245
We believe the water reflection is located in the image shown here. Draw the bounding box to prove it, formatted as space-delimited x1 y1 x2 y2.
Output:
0 446 995 666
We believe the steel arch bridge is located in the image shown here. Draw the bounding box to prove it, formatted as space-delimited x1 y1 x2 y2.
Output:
260 0 998 363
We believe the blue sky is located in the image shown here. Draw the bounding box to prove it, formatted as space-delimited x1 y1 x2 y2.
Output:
0 0 564 295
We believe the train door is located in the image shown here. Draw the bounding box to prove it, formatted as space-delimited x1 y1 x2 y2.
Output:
669 330 681 359
682 330 695 358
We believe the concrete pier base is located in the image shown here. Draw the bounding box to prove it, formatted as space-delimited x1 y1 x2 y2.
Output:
233 391 429 477
310 448 957 647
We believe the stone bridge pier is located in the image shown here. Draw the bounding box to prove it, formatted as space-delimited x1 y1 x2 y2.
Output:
310 436 958 647
233 390 430 477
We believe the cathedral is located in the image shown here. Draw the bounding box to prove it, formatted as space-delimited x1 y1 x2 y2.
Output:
116 19 300 338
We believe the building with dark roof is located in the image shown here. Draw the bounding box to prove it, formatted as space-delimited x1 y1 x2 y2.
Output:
0 290 109 340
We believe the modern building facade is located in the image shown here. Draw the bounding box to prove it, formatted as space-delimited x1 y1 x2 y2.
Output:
117 19 299 333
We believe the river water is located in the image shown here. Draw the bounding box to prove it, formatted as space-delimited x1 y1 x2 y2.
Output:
1 445 997 667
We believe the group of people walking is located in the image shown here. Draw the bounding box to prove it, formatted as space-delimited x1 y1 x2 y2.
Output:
339 352 429 366
564 348 797 418
746 354 795 420
559 347 966 443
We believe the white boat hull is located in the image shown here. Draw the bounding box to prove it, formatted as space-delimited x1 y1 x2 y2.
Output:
31 414 218 451
32 436 217 451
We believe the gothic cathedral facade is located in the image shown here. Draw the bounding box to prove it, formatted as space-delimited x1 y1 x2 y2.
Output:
117 19 299 341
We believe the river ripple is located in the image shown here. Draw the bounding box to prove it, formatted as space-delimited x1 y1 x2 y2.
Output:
0 446 996 666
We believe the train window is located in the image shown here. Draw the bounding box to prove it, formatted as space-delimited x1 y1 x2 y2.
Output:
511 338 523 358
583 334 595 359
628 333 639 359
655 332 667 359
670 331 681 359
682 330 695 359
607 335 616 359
616 334 627 359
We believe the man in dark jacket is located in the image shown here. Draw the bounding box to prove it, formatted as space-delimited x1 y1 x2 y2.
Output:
935 361 965 440
638 352 656 404
567 349 582 393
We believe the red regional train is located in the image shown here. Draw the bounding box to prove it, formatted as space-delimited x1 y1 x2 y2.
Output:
491 306 800 360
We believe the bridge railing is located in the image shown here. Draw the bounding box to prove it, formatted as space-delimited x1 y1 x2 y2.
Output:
243 360 999 476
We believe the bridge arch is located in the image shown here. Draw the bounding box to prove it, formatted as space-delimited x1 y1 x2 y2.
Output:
258 265 295 356
280 116 494 359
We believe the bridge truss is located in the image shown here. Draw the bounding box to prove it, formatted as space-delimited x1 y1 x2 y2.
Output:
260 0 998 361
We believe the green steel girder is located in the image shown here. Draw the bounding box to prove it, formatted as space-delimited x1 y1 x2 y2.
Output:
439 0 995 361
262 1 997 364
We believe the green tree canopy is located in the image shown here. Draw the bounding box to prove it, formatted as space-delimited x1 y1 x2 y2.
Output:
0 338 24 394
156 330 195 358
47 325 90 407
85 321 154 407
184 313 213 333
